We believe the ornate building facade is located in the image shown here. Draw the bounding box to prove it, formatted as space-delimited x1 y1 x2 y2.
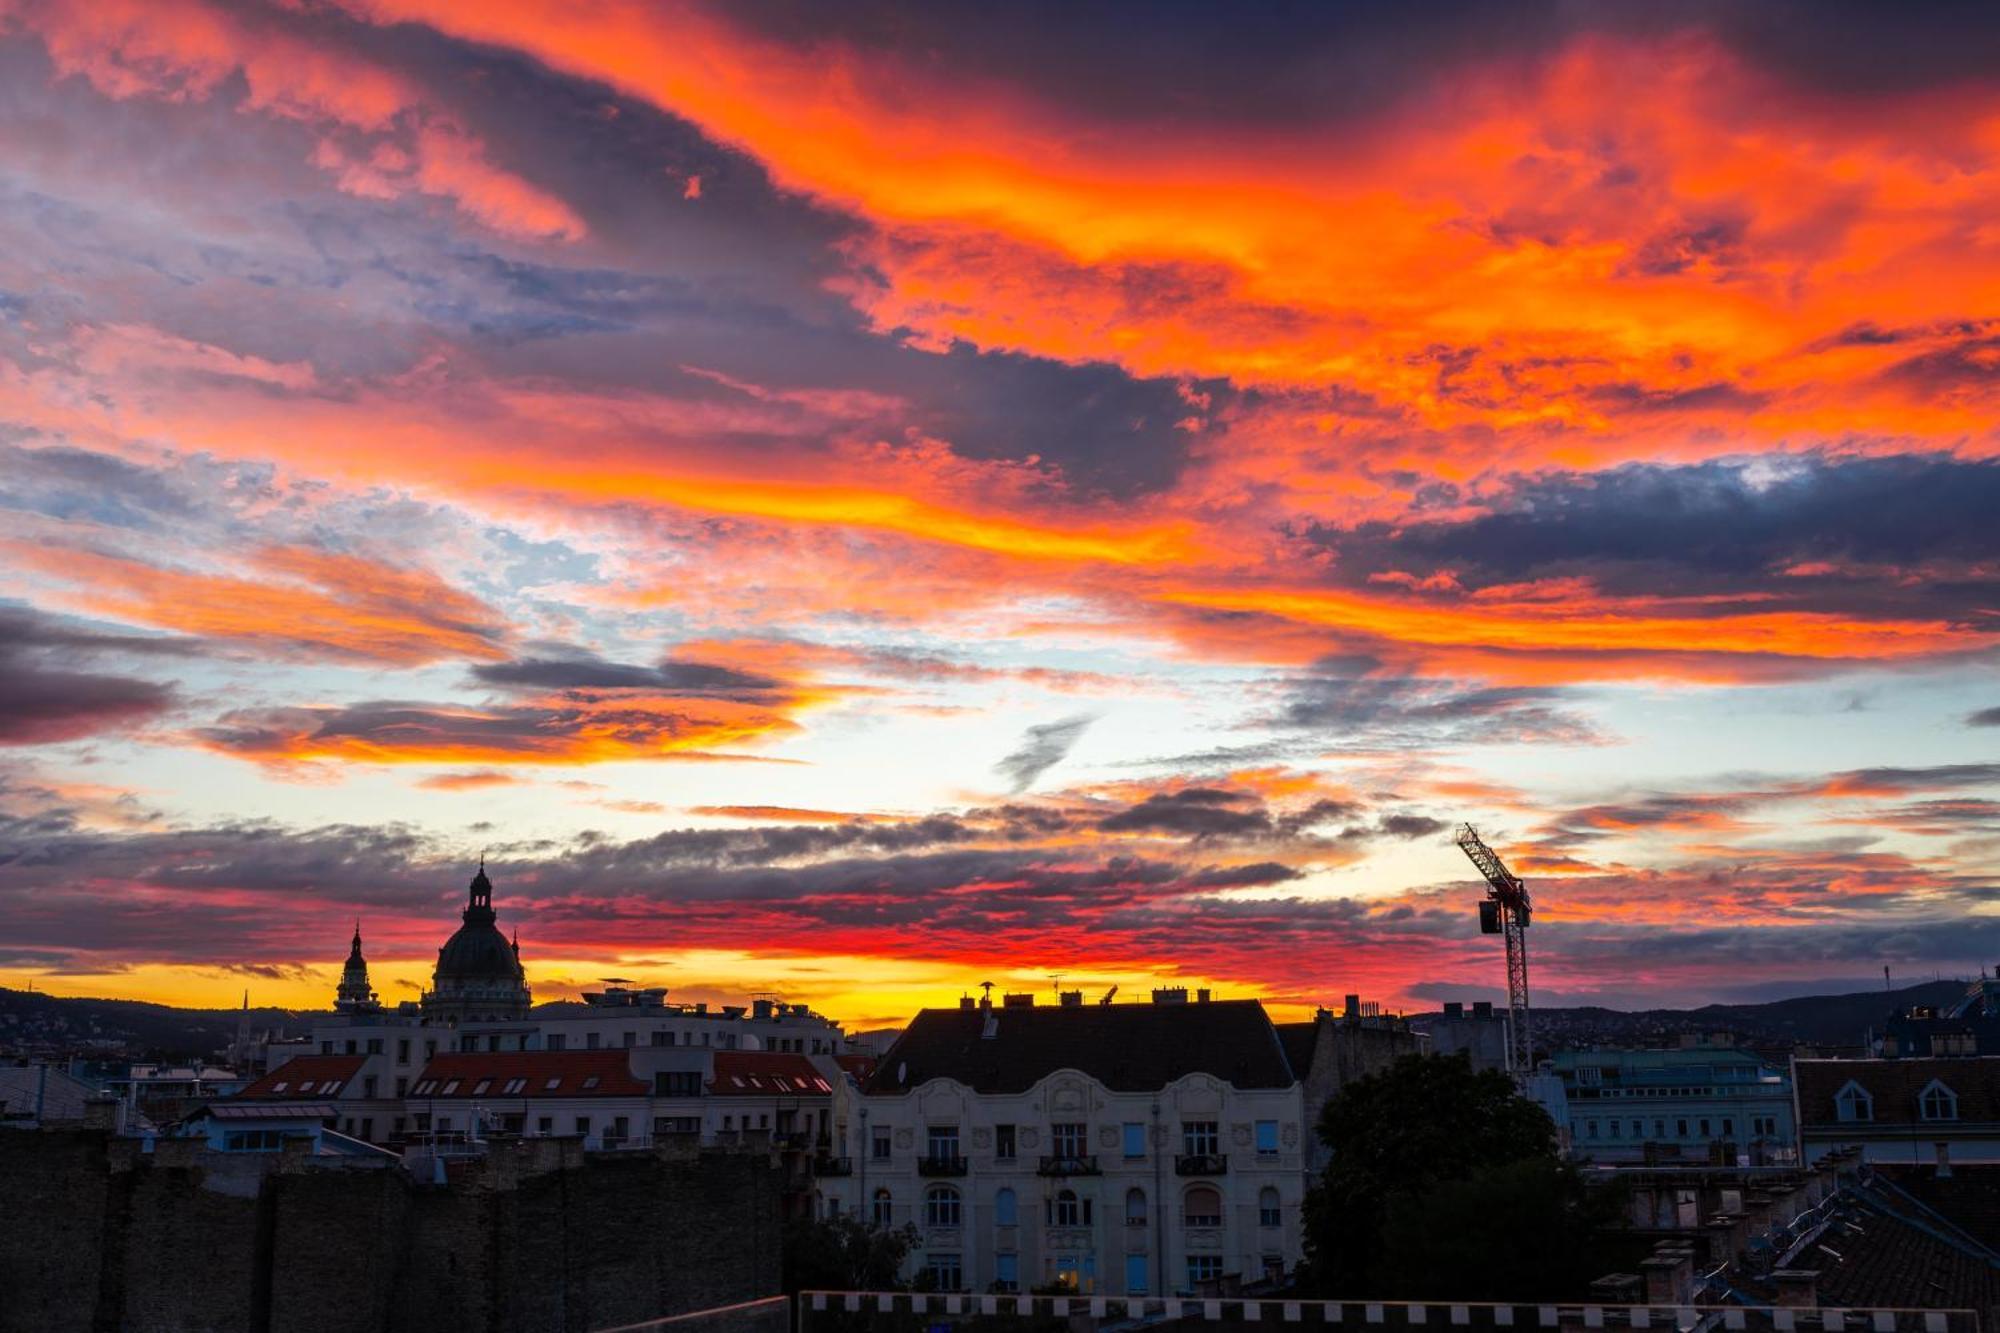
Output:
419 865 532 1025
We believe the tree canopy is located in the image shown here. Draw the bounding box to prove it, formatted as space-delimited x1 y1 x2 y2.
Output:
1302 1054 1620 1298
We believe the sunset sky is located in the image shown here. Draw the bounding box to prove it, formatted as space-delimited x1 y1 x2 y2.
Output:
1 0 1997 1027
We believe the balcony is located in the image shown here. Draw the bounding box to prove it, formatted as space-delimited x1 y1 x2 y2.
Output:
917 1154 969 1176
1175 1152 1228 1176
1037 1153 1101 1176
813 1155 853 1176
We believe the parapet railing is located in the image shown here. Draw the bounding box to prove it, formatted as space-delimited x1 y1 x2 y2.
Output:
796 1292 1978 1333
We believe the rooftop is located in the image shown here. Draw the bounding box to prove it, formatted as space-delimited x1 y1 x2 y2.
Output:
408 1049 647 1099
709 1051 833 1097
864 998 1294 1095
234 1055 366 1100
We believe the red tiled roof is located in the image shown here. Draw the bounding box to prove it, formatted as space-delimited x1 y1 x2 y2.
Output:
1797 1057 2000 1128
709 1051 834 1097
235 1055 366 1100
409 1050 646 1099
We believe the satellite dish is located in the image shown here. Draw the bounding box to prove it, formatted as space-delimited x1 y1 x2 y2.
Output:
897 1061 907 1085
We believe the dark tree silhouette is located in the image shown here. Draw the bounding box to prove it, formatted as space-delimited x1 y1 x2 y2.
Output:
1302 1054 1620 1298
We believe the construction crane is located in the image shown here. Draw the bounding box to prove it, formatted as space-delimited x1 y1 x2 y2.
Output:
1455 823 1534 1075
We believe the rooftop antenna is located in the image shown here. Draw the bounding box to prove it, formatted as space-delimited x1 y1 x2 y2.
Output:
1048 973 1064 996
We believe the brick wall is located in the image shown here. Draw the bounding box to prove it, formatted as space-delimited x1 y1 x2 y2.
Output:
0 1131 783 1333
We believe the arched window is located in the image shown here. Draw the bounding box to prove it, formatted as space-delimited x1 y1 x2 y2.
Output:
1258 1187 1281 1228
994 1187 1017 1226
1920 1080 1959 1122
1835 1081 1874 1123
1184 1185 1222 1228
872 1188 893 1227
1053 1188 1082 1227
1125 1187 1148 1226
925 1184 962 1228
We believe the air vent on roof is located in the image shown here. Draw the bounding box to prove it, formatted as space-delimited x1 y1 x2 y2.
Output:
1059 990 1083 1007
1002 993 1034 1008
1152 987 1188 1004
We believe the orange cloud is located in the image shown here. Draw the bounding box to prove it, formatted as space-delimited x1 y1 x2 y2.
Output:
5 539 509 665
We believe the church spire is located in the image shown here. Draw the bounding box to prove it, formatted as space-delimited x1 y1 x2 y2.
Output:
334 918 380 1014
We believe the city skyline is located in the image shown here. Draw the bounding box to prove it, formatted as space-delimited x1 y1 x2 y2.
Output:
1 1 1998 1027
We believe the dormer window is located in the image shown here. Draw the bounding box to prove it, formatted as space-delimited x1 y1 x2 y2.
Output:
1920 1079 1959 1122
1835 1080 1873 1123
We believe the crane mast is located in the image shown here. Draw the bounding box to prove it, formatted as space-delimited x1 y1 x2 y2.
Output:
1455 823 1534 1075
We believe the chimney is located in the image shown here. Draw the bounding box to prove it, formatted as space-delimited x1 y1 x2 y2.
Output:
1151 987 1188 1005
1003 993 1034 1008
1059 990 1083 1008
82 1095 121 1133
959 996 975 1010
1640 1248 1693 1306
1771 1270 1820 1308
1443 1001 1464 1019
1472 1000 1494 1018
753 999 773 1019
1343 994 1360 1018
1196 989 1211 1003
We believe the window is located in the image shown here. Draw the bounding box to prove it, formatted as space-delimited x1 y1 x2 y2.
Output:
1673 1119 1687 1138
537 1117 553 1135
1051 1122 1088 1158
272 1081 290 1093
1254 1120 1279 1156
1585 1120 1598 1139
872 1128 892 1160
1125 1187 1148 1226
586 1033 601 1050
397 1039 410 1063
652 1030 671 1046
1721 1118 1734 1138
994 1253 1019 1293
1578 1065 1602 1085
424 1039 437 1058
472 1080 492 1096
925 1185 962 1228
365 1038 382 1055
544 1077 561 1091
547 1034 566 1051
924 1253 962 1292
655 1070 702 1097
395 1077 407 1097
927 1125 960 1161
1921 1080 1959 1122
1698 1119 1711 1138
622 1031 636 1048
297 1081 316 1094
1608 1120 1621 1139
1259 1186 1282 1229
575 1116 591 1136
1752 1115 1776 1137
1184 1185 1222 1228
872 1189 893 1227
344 1039 357 1055
1653 1119 1665 1138
1836 1082 1874 1123
1187 1256 1223 1288
1125 1254 1149 1296
1051 1188 1085 1227
581 1075 600 1090
995 1123 1016 1159
320 1040 333 1055
1123 1122 1147 1159
440 1080 461 1095
654 1116 700 1135
994 1187 1017 1226
1182 1120 1219 1156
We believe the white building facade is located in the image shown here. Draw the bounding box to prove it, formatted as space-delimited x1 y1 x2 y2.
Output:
822 994 1310 1297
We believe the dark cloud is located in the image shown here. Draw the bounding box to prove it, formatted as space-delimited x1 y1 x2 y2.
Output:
0 605 179 745
1971 707 2000 728
994 715 1095 793
1100 789 1271 838
1306 453 2000 620
471 654 785 697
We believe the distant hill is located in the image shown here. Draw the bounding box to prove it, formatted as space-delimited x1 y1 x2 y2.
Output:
1418 979 1968 1051
0 987 310 1061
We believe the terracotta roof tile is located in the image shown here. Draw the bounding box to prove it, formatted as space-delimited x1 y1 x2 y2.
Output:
409 1050 645 1098
709 1051 833 1096
235 1055 366 1100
